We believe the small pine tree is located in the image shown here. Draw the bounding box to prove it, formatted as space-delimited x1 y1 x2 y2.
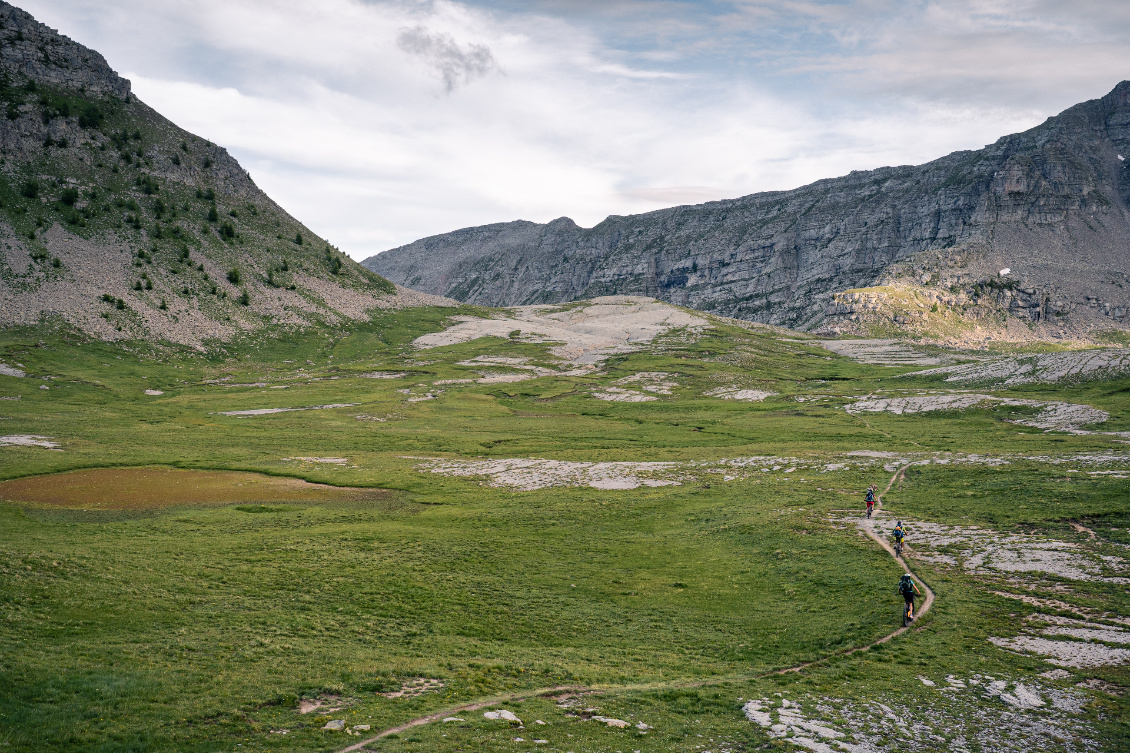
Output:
227 268 240 285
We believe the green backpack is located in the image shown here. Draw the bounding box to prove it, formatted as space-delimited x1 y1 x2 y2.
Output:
898 575 914 595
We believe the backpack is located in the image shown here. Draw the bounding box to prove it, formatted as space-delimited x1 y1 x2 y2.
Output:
866 489 875 503
898 575 914 595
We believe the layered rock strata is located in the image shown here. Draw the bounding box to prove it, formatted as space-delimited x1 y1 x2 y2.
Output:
366 82 1130 334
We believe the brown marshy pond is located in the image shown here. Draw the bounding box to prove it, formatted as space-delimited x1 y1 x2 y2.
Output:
0 467 390 510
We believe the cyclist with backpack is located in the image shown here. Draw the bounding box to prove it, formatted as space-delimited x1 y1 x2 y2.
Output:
898 572 921 622
865 485 876 518
893 521 905 555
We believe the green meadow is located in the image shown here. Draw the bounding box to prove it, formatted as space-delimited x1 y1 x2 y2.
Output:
1 308 1128 751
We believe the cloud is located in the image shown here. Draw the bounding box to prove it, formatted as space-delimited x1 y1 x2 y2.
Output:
13 0 1130 261
618 186 731 205
396 24 499 92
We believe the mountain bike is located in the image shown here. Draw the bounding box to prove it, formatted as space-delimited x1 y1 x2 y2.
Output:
902 599 913 627
894 538 903 557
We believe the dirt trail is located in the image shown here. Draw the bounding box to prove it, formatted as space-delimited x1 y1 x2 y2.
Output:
337 689 585 753
334 463 934 752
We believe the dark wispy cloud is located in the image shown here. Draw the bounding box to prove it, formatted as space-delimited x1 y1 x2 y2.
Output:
396 25 499 92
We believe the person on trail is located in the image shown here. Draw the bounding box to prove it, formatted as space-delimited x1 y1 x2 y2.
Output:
898 572 922 620
893 521 905 546
865 485 876 517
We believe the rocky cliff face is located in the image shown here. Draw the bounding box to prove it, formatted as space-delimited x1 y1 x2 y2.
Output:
366 82 1130 335
0 2 421 347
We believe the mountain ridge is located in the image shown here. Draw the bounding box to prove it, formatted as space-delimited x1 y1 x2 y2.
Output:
0 1 448 347
366 81 1130 339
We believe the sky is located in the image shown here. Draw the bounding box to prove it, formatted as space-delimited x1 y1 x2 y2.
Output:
17 0 1130 259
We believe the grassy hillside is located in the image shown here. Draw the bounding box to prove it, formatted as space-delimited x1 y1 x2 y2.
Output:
0 3 402 346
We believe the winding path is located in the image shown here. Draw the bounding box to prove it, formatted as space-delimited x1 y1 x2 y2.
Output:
337 463 935 752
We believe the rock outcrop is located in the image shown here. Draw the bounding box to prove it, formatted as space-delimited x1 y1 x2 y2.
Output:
366 82 1130 335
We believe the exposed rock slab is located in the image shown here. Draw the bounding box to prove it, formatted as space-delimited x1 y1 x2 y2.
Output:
413 296 707 365
911 348 1130 386
804 339 948 365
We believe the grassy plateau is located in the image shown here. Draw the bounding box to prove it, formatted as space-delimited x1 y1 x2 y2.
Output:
0 306 1128 752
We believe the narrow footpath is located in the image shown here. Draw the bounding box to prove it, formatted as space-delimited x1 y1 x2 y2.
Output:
338 463 936 752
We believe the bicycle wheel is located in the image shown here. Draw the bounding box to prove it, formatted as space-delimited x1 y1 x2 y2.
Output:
902 602 911 627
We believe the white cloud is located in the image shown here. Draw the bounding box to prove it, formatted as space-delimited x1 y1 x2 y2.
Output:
16 0 1130 259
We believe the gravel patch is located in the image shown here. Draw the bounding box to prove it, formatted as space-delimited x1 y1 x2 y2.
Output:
0 363 25 377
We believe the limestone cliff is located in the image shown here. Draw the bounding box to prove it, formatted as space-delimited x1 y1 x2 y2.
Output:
365 82 1130 336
